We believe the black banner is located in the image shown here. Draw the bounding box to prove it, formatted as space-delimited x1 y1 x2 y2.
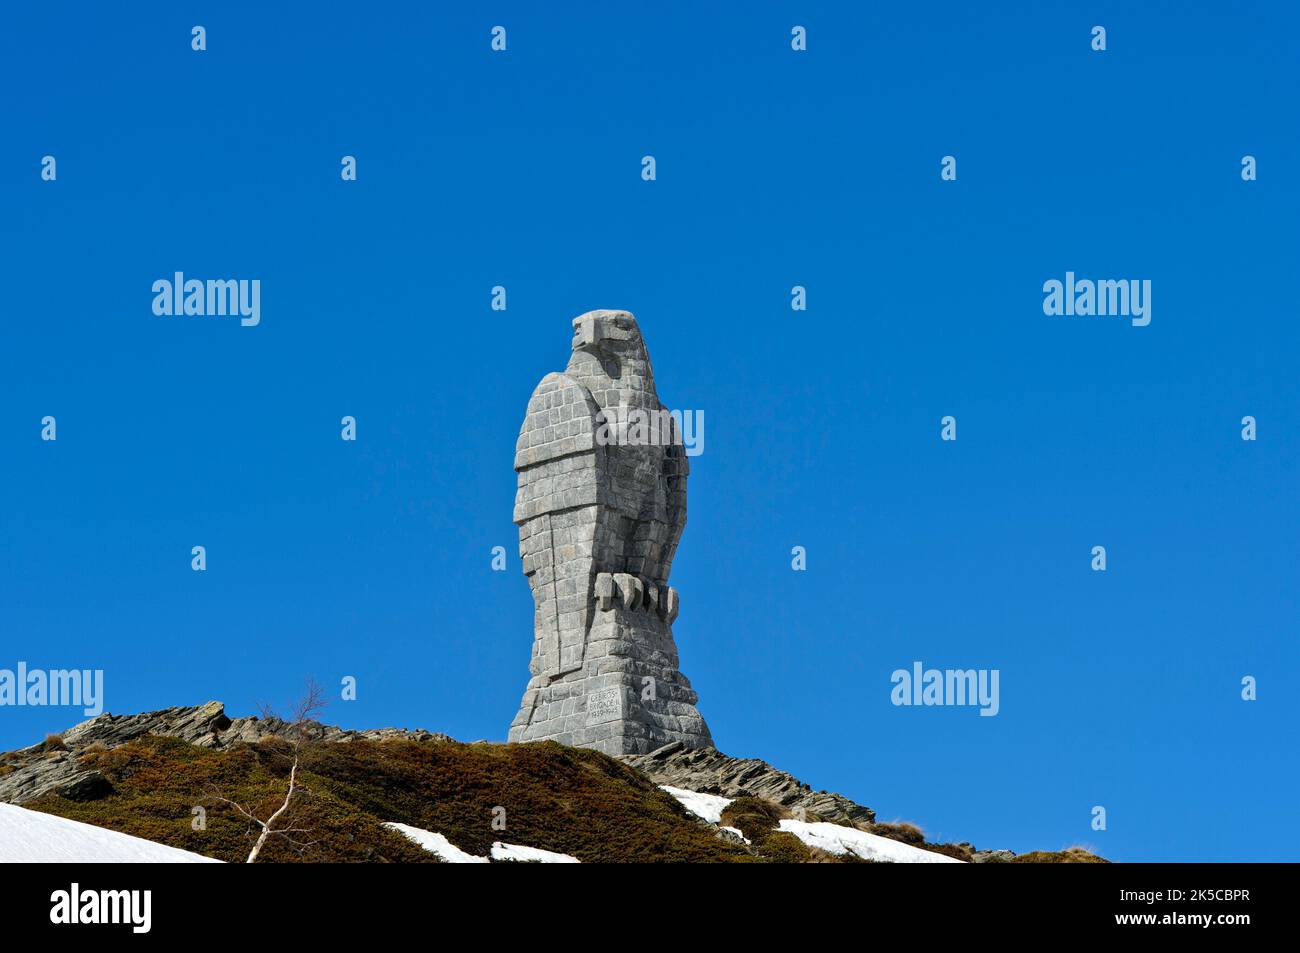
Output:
1 861 1282 939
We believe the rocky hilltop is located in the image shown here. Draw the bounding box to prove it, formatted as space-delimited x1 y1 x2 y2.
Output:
0 704 1103 863
0 703 866 819
0 702 448 806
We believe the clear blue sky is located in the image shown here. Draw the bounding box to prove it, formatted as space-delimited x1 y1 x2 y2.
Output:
2 2 1296 861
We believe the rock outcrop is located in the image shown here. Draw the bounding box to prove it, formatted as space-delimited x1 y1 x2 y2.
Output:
621 741 877 825
0 702 448 805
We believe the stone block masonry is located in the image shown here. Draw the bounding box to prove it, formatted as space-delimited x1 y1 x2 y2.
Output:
508 310 713 755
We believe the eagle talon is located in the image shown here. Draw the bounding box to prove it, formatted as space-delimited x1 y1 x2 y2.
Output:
662 587 680 624
640 578 660 614
611 572 642 610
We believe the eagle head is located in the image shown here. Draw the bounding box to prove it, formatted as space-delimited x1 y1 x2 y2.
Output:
571 310 643 356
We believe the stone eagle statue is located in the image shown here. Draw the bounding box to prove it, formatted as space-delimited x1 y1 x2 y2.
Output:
508 310 712 755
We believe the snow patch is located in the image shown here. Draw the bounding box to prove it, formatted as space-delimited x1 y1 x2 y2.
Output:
383 823 488 863
0 803 222 863
490 842 580 864
778 819 965 863
383 822 579 864
720 826 750 844
660 785 732 824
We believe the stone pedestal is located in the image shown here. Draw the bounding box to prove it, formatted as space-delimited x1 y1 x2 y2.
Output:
508 601 712 756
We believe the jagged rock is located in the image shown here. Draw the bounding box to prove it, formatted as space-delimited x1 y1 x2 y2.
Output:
716 827 750 847
0 702 451 806
349 727 447 744
0 751 80 805
60 771 114 802
971 849 1016 863
622 741 876 825
61 701 232 749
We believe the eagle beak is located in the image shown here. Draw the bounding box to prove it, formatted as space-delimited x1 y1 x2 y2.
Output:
573 317 604 350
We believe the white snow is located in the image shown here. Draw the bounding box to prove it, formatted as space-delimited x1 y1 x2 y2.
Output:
382 823 489 863
490 842 580 864
660 785 732 824
660 785 960 862
720 826 750 844
778 819 965 863
382 822 579 864
0 803 222 863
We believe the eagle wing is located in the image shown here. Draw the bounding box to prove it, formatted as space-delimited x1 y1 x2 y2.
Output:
514 372 607 678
